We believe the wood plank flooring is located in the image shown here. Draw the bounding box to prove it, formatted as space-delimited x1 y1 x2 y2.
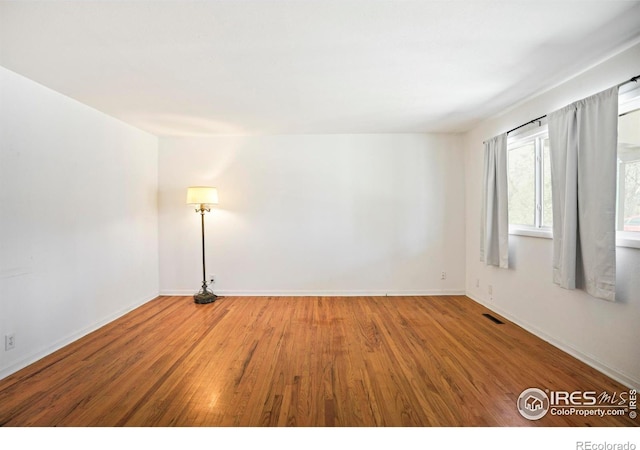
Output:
0 295 636 426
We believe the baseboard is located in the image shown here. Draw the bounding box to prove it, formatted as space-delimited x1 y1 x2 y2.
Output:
466 292 640 391
0 292 159 381
160 289 466 297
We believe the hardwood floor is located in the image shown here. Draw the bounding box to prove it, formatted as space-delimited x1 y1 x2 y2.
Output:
0 295 636 426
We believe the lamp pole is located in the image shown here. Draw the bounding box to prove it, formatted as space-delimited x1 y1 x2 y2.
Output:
194 204 217 304
187 186 219 305
200 205 207 294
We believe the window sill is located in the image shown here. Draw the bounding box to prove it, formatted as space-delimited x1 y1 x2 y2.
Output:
616 232 640 249
508 227 640 248
508 226 552 239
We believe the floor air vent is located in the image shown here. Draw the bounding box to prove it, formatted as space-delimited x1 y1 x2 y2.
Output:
482 313 504 324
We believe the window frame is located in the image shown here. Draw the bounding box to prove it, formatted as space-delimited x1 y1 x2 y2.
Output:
616 84 640 249
507 124 553 239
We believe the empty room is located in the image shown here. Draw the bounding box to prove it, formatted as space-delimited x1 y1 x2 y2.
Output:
1 0 639 443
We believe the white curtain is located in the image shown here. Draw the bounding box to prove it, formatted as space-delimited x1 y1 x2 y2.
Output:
480 133 509 268
548 87 618 301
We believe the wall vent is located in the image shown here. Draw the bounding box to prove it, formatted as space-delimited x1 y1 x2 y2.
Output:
482 313 504 324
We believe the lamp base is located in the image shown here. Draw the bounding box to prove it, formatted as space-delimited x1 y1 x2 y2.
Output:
194 292 218 304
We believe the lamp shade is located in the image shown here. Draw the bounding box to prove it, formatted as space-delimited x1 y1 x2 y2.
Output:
186 186 219 205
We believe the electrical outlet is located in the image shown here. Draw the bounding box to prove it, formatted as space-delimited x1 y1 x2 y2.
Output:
5 334 15 351
476 279 480 288
208 274 215 284
488 284 493 296
441 272 446 280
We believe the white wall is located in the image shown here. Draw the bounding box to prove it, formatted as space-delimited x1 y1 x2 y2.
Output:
0 67 159 379
464 43 640 389
159 134 465 296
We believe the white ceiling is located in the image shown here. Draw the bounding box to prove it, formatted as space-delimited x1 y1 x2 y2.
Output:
1 1 640 137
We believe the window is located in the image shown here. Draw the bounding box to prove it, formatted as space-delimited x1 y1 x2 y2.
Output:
507 126 552 237
506 86 640 248
616 85 640 248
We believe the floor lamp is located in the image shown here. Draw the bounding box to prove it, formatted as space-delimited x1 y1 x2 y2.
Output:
186 186 219 304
